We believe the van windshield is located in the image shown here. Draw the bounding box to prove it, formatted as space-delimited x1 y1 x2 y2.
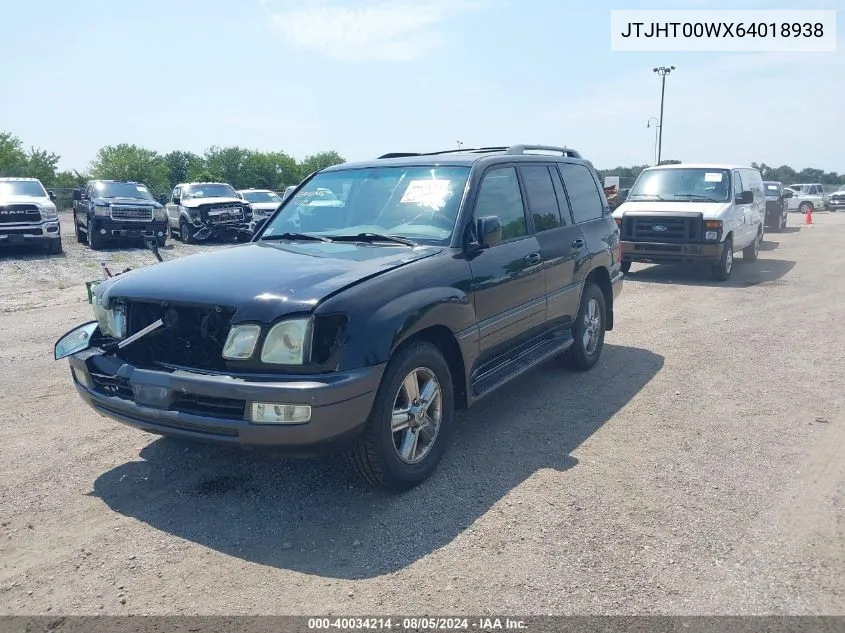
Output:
628 168 732 202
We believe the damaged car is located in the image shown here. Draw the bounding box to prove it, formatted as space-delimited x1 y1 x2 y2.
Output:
165 181 252 243
55 144 623 490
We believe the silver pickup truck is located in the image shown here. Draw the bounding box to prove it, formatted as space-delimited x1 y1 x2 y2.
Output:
0 177 62 254
783 183 825 214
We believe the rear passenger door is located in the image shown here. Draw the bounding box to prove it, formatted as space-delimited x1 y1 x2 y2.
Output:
517 163 586 328
468 165 547 368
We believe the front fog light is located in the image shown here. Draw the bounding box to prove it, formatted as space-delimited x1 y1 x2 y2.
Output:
251 403 311 424
705 231 718 240
222 324 261 359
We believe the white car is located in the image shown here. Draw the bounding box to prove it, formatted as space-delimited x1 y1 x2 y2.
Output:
0 177 62 253
783 183 824 214
236 188 283 223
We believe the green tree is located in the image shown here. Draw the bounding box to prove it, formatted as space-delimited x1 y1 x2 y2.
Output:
25 147 60 183
297 151 345 180
203 146 253 187
242 151 300 189
90 144 169 195
0 132 28 176
51 170 88 188
164 150 204 189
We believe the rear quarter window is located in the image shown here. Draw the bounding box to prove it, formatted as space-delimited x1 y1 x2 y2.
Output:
557 163 604 224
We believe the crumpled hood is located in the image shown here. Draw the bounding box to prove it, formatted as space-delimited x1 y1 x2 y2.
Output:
613 200 731 217
0 194 52 206
98 240 443 323
181 197 244 208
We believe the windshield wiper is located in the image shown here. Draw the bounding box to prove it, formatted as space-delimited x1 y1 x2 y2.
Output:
326 232 417 247
681 194 719 202
261 232 333 243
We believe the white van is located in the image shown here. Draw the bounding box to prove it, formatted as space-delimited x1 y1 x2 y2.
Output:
612 164 766 281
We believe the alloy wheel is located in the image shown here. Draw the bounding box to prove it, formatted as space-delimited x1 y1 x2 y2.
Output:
391 367 443 464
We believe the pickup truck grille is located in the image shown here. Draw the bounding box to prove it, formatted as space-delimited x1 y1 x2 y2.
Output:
118 300 236 372
111 206 154 222
0 204 41 224
830 194 845 203
622 215 702 243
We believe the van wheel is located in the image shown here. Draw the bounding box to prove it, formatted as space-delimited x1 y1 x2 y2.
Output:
743 229 761 261
561 282 606 371
620 260 632 274
345 341 454 491
713 236 733 281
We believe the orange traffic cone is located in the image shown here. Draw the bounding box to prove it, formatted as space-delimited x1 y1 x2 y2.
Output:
805 206 813 224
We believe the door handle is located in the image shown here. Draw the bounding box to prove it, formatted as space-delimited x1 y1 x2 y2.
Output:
524 252 542 266
571 239 585 249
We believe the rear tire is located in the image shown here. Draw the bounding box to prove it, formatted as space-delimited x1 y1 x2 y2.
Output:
345 341 453 491
561 282 606 372
743 228 761 261
713 236 733 281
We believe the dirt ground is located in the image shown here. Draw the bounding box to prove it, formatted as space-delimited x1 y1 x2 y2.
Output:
0 212 843 615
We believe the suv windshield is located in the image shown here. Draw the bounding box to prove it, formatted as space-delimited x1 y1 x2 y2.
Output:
241 190 282 203
260 165 471 244
629 168 732 202
183 184 236 199
93 181 154 200
0 180 48 198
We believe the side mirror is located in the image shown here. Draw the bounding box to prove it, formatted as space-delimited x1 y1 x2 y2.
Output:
72 189 82 201
781 189 794 199
48 190 56 201
54 321 99 360
253 217 269 235
476 215 502 247
157 194 167 204
736 191 754 205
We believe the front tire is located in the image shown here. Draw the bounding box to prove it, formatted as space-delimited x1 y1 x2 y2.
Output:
47 238 62 254
88 222 103 250
345 341 454 491
561 282 606 372
157 234 167 248
74 214 85 243
799 202 813 215
180 219 196 244
713 236 733 281
620 260 632 274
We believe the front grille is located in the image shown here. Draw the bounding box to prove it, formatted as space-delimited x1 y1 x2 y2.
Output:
200 203 244 224
830 195 845 203
622 215 702 243
0 204 41 224
89 373 245 422
117 301 236 371
111 206 154 222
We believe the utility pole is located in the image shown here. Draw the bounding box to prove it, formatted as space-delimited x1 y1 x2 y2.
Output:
652 66 675 164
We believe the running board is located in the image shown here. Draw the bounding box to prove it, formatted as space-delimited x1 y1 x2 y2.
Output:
471 330 574 399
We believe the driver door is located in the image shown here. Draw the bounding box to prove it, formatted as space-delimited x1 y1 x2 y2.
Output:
166 187 181 228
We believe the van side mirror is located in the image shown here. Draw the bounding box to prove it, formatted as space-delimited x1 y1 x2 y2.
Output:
72 189 82 201
476 215 502 247
736 191 753 205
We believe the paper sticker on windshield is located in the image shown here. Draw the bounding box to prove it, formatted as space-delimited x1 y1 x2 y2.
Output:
704 173 723 182
401 179 452 205
136 185 148 192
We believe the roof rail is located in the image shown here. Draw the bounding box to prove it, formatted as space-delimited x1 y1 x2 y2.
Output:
505 145 581 158
378 145 581 160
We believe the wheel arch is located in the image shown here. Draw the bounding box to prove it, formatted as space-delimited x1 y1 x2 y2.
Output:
584 265 614 331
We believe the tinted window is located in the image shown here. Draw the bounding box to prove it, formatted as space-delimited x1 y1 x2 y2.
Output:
558 163 604 223
520 165 562 232
474 167 527 241
92 181 154 200
733 172 744 197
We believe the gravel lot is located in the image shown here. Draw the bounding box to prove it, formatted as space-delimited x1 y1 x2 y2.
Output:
0 212 842 615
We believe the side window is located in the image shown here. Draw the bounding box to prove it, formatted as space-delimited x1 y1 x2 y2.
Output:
557 163 604 223
474 166 527 241
520 165 562 232
733 171 744 197
172 187 181 204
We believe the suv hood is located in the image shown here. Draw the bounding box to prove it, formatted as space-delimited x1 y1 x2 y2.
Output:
181 197 243 208
92 197 158 206
614 200 731 217
0 194 52 206
98 241 442 323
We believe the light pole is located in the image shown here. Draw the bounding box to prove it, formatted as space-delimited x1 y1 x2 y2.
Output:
652 65 675 164
456 141 463 151
646 117 659 165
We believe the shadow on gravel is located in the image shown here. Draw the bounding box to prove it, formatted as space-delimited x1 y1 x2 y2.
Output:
626 258 795 288
0 246 66 261
91 343 663 579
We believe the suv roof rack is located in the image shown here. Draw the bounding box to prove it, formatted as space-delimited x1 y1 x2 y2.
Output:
377 144 581 160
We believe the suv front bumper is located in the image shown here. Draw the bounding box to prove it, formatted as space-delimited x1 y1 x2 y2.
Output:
91 218 168 240
622 240 724 264
0 220 61 247
66 347 384 454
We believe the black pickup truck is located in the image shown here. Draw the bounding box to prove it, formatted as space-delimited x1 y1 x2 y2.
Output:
73 180 168 250
55 144 624 490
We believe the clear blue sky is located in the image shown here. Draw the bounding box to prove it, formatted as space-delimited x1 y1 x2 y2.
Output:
2 0 842 173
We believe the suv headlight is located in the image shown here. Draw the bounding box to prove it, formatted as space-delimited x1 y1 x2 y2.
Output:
261 318 311 365
222 324 261 360
154 207 166 221
93 203 110 217
92 296 126 339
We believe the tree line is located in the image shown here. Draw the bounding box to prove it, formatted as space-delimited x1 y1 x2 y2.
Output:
2 131 843 200
598 160 845 187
